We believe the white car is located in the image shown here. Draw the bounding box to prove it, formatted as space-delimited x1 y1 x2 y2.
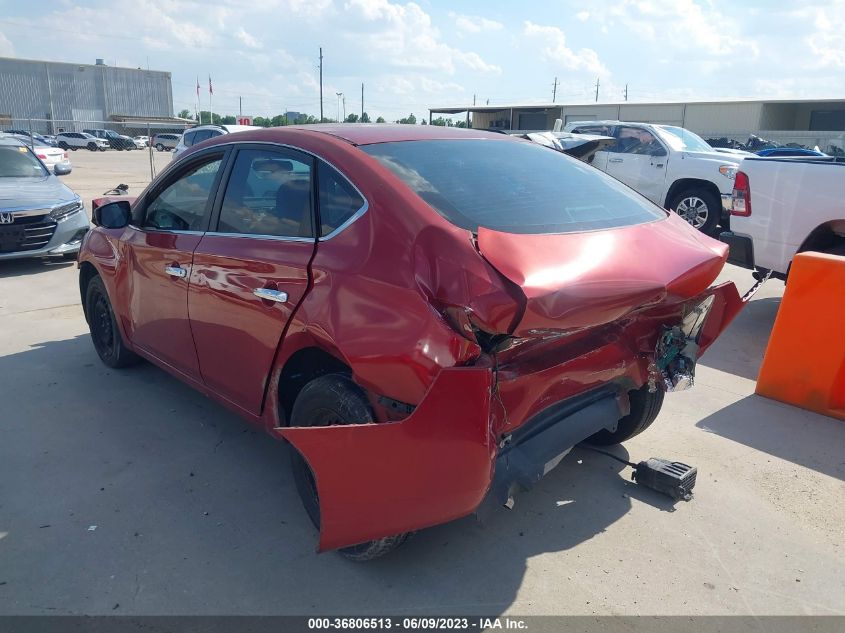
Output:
565 120 742 235
721 156 845 279
56 132 109 152
4 134 72 174
133 136 149 148
171 124 258 161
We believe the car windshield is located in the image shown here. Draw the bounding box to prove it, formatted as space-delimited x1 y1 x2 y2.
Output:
362 139 666 234
0 145 49 177
654 126 713 152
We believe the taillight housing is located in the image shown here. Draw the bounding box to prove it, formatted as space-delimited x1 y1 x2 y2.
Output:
731 170 751 216
63 152 69 159
36 153 47 159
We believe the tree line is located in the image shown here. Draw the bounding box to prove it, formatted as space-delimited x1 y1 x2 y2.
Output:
179 110 469 127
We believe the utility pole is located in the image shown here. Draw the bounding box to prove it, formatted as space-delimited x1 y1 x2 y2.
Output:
595 77 600 103
473 94 476 106
319 47 324 122
239 96 242 116
361 83 364 120
552 76 558 103
336 92 342 122
342 94 346 121
624 84 628 101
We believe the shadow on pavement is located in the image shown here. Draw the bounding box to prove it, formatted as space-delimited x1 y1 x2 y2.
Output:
0 258 75 279
698 295 781 381
696 394 845 481
0 334 688 615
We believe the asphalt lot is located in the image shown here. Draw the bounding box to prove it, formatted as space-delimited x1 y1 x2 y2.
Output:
0 149 843 616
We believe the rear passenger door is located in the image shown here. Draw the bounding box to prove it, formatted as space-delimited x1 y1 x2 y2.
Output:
188 145 317 415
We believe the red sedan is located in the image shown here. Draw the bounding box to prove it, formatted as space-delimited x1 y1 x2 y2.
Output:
79 125 745 560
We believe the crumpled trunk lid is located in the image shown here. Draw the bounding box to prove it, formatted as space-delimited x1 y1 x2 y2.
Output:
477 213 729 337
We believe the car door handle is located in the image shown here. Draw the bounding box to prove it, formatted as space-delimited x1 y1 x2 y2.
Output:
165 265 188 278
653 163 664 168
253 288 288 303
608 158 623 163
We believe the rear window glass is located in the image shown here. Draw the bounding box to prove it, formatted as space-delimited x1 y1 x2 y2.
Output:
362 139 665 234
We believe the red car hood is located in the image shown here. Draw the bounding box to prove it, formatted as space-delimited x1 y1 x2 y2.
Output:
477 213 729 337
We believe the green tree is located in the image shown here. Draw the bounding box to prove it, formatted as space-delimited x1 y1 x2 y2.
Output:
220 115 236 125
421 119 427 125
396 113 417 125
177 109 193 120
361 112 371 123
455 119 469 128
345 113 360 123
376 116 386 123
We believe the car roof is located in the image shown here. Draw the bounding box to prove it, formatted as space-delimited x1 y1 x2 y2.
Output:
0 136 27 147
206 123 504 146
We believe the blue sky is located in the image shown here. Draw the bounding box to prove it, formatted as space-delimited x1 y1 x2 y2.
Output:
0 0 843 121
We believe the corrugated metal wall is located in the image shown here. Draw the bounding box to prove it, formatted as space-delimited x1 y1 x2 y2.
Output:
0 57 173 133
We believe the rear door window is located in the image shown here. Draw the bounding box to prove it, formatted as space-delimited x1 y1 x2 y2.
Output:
362 139 665 234
216 148 314 238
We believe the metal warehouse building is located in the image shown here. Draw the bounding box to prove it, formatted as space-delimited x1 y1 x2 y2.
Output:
0 56 177 134
430 98 845 155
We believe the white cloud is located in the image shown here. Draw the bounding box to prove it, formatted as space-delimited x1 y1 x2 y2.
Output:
234 27 262 49
807 6 845 67
523 21 607 75
0 30 14 56
576 11 590 22
602 0 755 58
344 0 501 74
449 12 503 33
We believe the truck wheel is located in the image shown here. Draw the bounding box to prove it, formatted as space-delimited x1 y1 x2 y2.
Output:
289 374 411 561
587 385 664 445
85 276 141 369
669 188 720 236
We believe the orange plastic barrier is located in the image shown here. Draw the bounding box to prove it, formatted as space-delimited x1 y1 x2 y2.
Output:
755 252 845 420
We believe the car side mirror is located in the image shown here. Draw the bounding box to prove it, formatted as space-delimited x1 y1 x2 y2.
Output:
54 163 72 176
92 200 131 229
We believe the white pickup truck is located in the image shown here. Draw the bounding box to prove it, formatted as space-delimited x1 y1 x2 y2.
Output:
720 156 845 279
565 120 741 235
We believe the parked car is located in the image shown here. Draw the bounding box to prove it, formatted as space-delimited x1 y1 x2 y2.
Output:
79 125 745 560
565 120 742 235
56 132 109 152
0 136 88 260
133 136 150 147
505 130 615 164
4 130 56 147
151 133 181 151
172 124 258 161
720 156 845 279
6 134 72 174
755 147 827 158
82 128 136 151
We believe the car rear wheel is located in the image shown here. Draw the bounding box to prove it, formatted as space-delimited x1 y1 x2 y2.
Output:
155 143 164 151
87 142 97 151
669 188 720 236
85 276 140 369
289 374 411 561
587 385 664 445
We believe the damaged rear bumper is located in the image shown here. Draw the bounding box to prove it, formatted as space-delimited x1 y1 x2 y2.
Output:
279 281 750 553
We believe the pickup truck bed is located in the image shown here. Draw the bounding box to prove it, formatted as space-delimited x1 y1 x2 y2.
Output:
720 156 845 279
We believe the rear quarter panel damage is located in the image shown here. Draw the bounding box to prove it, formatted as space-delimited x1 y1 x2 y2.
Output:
279 366 495 552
